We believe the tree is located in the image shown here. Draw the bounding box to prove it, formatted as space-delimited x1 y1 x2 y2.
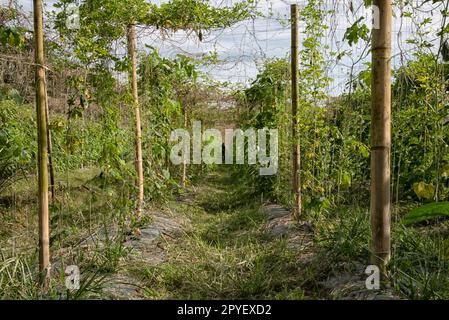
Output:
33 0 50 286
370 0 392 270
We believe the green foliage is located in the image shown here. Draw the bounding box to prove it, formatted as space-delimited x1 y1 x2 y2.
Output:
403 202 449 225
54 0 257 66
137 48 205 199
146 0 258 35
343 18 369 46
0 100 35 193
238 46 449 212
0 25 26 49
234 58 289 201
0 5 29 50
0 87 23 105
236 0 337 211
54 0 150 64
50 0 257 202
413 181 435 200
392 54 449 201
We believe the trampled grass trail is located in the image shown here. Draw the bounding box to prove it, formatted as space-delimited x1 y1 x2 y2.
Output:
124 168 447 300
128 168 308 299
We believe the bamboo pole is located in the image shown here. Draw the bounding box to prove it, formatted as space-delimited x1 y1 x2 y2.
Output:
127 24 144 217
370 0 392 269
291 4 301 220
181 104 188 187
33 0 50 286
44 87 55 203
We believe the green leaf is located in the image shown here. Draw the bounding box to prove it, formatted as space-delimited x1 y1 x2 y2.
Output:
403 202 449 225
341 172 352 188
412 181 435 200
343 18 369 46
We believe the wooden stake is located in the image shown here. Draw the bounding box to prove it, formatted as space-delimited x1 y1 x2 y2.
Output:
127 24 144 218
33 0 50 286
291 4 301 220
370 0 392 269
44 87 55 203
181 104 188 188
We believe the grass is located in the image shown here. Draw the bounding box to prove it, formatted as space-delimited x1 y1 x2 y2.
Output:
130 169 307 300
0 251 108 299
309 205 449 300
1 164 448 300
128 169 449 300
390 223 449 299
0 166 137 299
0 253 40 299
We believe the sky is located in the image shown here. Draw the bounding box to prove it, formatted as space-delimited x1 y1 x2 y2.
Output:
4 0 446 95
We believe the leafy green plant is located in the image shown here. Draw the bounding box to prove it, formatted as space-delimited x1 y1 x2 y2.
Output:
0 101 35 193
403 202 449 225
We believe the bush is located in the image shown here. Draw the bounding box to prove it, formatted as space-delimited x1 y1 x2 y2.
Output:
0 100 35 193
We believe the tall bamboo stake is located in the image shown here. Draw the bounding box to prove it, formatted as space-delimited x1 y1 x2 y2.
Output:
33 0 50 286
181 104 188 187
370 0 392 269
44 87 55 202
127 24 144 217
291 4 301 220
